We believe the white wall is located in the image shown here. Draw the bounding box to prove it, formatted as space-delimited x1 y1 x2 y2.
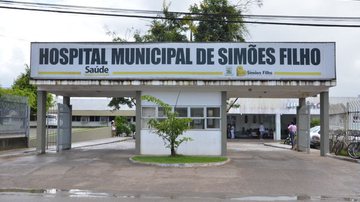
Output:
140 91 222 156
141 130 221 156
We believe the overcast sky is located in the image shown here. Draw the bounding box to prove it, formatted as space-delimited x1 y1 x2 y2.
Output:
0 0 359 97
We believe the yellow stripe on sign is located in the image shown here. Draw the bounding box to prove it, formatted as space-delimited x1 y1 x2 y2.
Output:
38 71 81 75
274 72 321 76
113 71 223 76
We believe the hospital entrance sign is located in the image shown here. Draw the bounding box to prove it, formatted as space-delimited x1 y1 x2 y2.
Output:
31 42 335 81
30 42 336 156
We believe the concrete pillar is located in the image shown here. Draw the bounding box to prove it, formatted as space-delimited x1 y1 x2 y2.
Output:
221 91 227 156
320 91 329 156
63 96 72 149
36 90 47 154
135 91 141 155
296 98 310 153
275 113 281 141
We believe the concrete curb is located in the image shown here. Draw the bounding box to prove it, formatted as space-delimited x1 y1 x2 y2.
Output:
263 143 291 150
263 142 360 164
72 137 132 149
129 156 231 168
326 153 360 164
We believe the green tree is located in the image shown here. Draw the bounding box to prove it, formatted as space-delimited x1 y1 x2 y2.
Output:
10 65 54 118
114 116 134 136
142 95 192 157
189 0 247 42
311 118 320 128
108 3 188 110
134 3 188 42
108 0 255 110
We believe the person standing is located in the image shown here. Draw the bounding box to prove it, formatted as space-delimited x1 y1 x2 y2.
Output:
227 124 231 139
259 123 265 140
230 125 235 139
288 122 297 149
111 120 117 137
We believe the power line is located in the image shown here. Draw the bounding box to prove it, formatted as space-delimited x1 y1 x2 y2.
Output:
1 0 360 21
1 0 360 27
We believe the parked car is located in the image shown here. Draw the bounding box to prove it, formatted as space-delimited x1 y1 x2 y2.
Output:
310 126 320 148
46 114 58 128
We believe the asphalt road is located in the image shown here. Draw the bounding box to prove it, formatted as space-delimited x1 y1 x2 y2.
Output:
0 140 359 201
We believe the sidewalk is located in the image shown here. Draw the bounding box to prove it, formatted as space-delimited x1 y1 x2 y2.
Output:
0 137 131 158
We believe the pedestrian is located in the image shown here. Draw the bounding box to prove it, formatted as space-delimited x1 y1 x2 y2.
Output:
288 122 297 149
230 125 235 139
111 120 116 137
227 124 231 139
259 123 265 140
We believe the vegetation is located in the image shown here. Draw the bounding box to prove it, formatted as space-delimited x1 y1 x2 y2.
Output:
114 116 135 136
142 95 192 156
189 0 247 42
132 155 228 164
0 66 54 119
108 0 254 110
310 118 320 128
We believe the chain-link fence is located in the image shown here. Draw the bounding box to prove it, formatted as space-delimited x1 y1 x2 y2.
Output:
0 94 29 137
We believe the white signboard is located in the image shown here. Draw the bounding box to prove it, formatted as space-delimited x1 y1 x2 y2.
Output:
30 42 336 80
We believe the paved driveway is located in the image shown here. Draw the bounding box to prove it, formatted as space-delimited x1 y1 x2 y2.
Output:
0 139 359 201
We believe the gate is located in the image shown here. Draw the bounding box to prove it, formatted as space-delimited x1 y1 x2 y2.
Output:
57 103 72 151
46 106 57 149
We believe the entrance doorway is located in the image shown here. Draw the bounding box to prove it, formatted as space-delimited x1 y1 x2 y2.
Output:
227 114 275 139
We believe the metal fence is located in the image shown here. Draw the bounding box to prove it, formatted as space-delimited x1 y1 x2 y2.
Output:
329 100 360 132
0 94 29 137
46 106 58 148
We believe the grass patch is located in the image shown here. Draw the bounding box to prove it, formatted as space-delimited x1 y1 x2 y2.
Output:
132 155 228 164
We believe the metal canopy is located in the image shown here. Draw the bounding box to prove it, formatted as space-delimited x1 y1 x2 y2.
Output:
31 79 336 98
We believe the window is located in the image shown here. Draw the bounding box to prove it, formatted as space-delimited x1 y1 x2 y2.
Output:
158 107 166 117
100 116 108 124
81 116 89 123
142 107 156 128
141 106 220 130
207 108 220 117
191 108 204 117
142 107 156 118
206 107 220 128
175 107 187 117
190 108 204 129
190 119 205 129
72 116 81 122
90 116 100 122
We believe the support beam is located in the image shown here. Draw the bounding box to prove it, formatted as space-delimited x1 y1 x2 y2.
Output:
63 96 72 149
36 90 47 154
297 98 310 153
221 91 227 156
275 113 281 141
320 91 329 156
135 91 141 155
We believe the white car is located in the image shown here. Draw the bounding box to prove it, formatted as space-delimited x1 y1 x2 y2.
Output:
310 126 320 148
46 114 58 128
